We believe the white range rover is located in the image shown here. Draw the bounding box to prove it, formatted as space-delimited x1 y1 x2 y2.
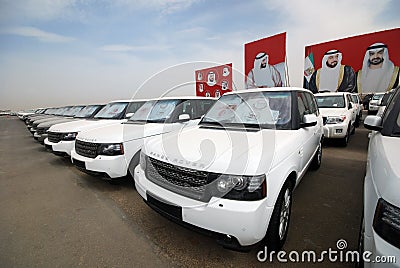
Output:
70 96 216 183
44 100 146 156
359 87 400 267
315 92 357 146
134 87 323 251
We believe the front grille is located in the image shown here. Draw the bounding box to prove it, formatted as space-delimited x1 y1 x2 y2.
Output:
36 127 48 135
48 132 62 143
75 140 99 158
322 117 327 125
145 156 218 201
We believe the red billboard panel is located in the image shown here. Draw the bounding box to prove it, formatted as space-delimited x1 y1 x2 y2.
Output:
195 63 232 98
245 32 287 88
304 28 400 94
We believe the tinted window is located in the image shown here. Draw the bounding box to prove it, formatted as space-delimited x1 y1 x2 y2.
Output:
196 99 216 118
126 101 146 114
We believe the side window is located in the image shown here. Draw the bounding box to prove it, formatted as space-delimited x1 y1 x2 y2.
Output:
181 100 196 119
195 99 215 119
297 92 309 123
305 92 319 115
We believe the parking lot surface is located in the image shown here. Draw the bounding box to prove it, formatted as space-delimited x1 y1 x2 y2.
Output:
0 117 369 267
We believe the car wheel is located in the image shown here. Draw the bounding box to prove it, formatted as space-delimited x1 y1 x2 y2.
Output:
356 216 365 268
341 125 350 147
310 140 322 170
351 123 356 135
263 180 293 251
355 114 360 128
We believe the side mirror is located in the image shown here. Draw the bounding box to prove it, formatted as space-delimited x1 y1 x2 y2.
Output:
348 102 353 110
364 115 382 131
125 112 134 118
301 114 318 127
178 114 190 122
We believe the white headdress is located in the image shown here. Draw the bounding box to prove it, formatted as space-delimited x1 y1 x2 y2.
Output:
252 52 275 87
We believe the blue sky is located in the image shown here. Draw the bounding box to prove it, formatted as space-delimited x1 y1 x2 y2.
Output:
0 0 399 110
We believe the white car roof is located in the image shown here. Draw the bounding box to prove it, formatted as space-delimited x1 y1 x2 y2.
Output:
226 87 312 95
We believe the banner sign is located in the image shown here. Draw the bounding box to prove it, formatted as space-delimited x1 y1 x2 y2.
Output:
245 32 287 89
195 63 233 98
304 28 400 94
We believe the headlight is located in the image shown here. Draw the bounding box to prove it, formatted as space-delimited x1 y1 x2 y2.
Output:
97 143 124 156
61 132 78 141
326 116 346 124
373 198 400 249
140 150 147 170
214 174 266 201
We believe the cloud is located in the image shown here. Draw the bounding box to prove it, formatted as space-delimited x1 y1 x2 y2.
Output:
1 26 75 43
99 44 171 52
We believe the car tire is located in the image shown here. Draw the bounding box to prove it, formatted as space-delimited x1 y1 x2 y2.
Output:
262 180 293 252
351 123 356 135
356 215 365 268
355 113 361 128
310 140 322 170
341 125 350 147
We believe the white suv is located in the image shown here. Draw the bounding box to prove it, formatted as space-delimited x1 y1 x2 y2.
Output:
315 92 357 146
44 100 146 156
351 93 363 127
359 88 400 267
71 97 216 184
134 87 323 251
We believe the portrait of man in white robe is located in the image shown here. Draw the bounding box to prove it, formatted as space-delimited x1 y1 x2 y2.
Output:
246 52 283 88
356 43 399 94
309 49 356 93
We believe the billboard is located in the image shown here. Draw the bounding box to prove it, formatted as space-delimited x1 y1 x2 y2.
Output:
304 28 400 94
195 63 232 98
245 32 287 88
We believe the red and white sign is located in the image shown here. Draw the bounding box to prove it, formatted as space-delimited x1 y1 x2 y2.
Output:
195 63 232 98
304 28 400 94
244 32 287 88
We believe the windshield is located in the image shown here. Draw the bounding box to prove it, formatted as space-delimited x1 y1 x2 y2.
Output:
372 94 384 100
94 102 128 119
200 91 292 129
351 95 358 103
63 106 85 116
316 96 345 108
74 105 103 118
129 99 181 123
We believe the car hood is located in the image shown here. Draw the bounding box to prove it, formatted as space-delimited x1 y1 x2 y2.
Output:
77 122 186 143
143 125 301 176
33 116 67 124
318 108 348 117
48 119 126 133
37 118 77 128
372 135 400 205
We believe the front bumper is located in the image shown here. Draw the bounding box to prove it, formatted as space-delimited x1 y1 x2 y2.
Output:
134 165 273 247
71 149 128 178
323 123 348 139
44 138 74 156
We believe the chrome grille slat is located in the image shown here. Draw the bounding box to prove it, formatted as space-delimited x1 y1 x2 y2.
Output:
75 140 99 158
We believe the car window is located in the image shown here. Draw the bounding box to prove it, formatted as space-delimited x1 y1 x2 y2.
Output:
201 91 292 129
305 92 318 115
315 95 345 108
297 92 312 123
195 99 215 118
126 101 146 114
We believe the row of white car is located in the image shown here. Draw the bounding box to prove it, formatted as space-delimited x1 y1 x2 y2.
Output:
19 87 399 266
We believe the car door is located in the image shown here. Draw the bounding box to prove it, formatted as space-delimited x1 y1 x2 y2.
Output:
297 92 316 171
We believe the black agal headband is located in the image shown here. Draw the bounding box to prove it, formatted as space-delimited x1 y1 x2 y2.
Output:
367 44 387 50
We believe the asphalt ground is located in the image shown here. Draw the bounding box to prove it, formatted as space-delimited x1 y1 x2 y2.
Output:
0 116 369 267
